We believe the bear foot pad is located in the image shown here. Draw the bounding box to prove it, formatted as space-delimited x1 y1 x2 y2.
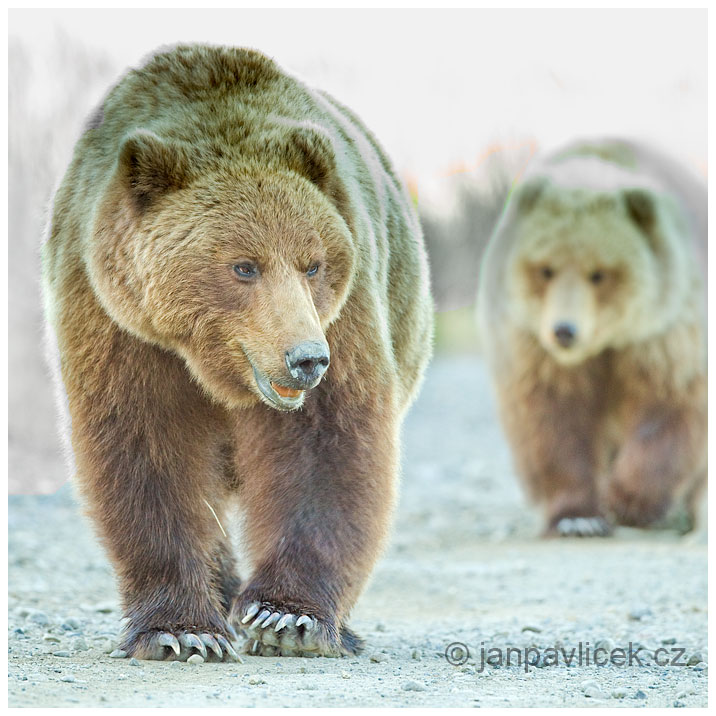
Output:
238 602 359 657
127 628 242 662
553 516 611 537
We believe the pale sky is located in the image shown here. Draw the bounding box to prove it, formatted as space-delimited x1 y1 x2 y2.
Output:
9 8 707 203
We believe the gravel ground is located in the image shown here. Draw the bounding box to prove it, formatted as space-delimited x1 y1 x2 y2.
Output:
8 356 708 707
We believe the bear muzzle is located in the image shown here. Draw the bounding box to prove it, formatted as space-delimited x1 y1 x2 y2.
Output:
553 321 577 349
249 340 330 411
284 340 330 387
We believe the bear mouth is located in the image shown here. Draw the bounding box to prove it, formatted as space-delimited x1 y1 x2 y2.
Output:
251 364 306 411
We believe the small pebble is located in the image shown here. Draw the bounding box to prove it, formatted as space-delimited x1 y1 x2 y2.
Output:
674 700 686 708
634 690 647 700
374 623 386 632
661 637 677 645
53 651 71 658
612 689 627 699
73 638 89 652
521 625 542 633
370 653 387 663
411 649 422 661
128 658 141 667
109 649 127 659
62 617 82 631
687 653 702 666
93 603 115 614
341 671 350 679
248 675 266 685
187 654 204 665
402 680 427 692
42 634 61 643
594 638 613 653
60 675 76 683
27 611 50 627
628 606 652 621
170 660 183 668
584 686 608 700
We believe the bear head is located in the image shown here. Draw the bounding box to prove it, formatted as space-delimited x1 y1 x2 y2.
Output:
89 126 356 411
504 177 674 365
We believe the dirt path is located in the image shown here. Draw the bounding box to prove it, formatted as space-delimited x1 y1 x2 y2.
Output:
8 356 707 707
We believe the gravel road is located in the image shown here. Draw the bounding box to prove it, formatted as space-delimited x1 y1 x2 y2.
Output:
8 356 708 707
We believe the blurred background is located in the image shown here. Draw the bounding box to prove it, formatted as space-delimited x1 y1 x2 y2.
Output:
8 9 707 494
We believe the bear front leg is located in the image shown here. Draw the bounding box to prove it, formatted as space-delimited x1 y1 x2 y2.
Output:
495 359 611 537
607 398 707 530
62 324 241 662
232 388 398 657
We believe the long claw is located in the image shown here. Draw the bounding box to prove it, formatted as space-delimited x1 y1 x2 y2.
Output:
200 633 223 659
158 632 180 656
241 603 260 624
251 609 271 629
227 623 239 641
262 612 281 628
252 640 260 654
179 633 207 660
275 613 295 633
216 634 242 663
296 615 313 630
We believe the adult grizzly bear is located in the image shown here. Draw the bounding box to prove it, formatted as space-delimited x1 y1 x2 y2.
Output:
477 138 706 537
42 45 433 660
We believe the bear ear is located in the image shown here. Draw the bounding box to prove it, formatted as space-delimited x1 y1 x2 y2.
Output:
623 188 656 233
118 130 189 211
287 127 337 192
514 176 548 215
284 127 350 216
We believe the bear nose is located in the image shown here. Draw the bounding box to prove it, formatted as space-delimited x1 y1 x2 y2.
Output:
285 341 330 386
554 322 577 348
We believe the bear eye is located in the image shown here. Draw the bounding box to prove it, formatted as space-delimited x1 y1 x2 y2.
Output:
590 270 604 284
233 262 258 279
541 266 554 280
306 263 320 277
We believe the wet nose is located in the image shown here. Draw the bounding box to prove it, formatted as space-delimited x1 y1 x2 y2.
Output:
285 341 330 386
554 322 577 348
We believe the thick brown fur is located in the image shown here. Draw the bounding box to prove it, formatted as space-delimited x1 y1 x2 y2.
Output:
477 138 706 536
42 45 433 659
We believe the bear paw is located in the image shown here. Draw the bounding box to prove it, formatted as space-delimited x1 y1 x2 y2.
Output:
547 516 612 537
607 480 670 528
123 627 242 662
237 602 363 657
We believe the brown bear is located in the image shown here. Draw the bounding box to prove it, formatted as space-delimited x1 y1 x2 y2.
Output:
477 138 706 537
42 45 433 660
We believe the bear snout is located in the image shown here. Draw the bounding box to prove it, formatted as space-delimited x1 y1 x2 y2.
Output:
285 340 330 387
553 322 577 348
